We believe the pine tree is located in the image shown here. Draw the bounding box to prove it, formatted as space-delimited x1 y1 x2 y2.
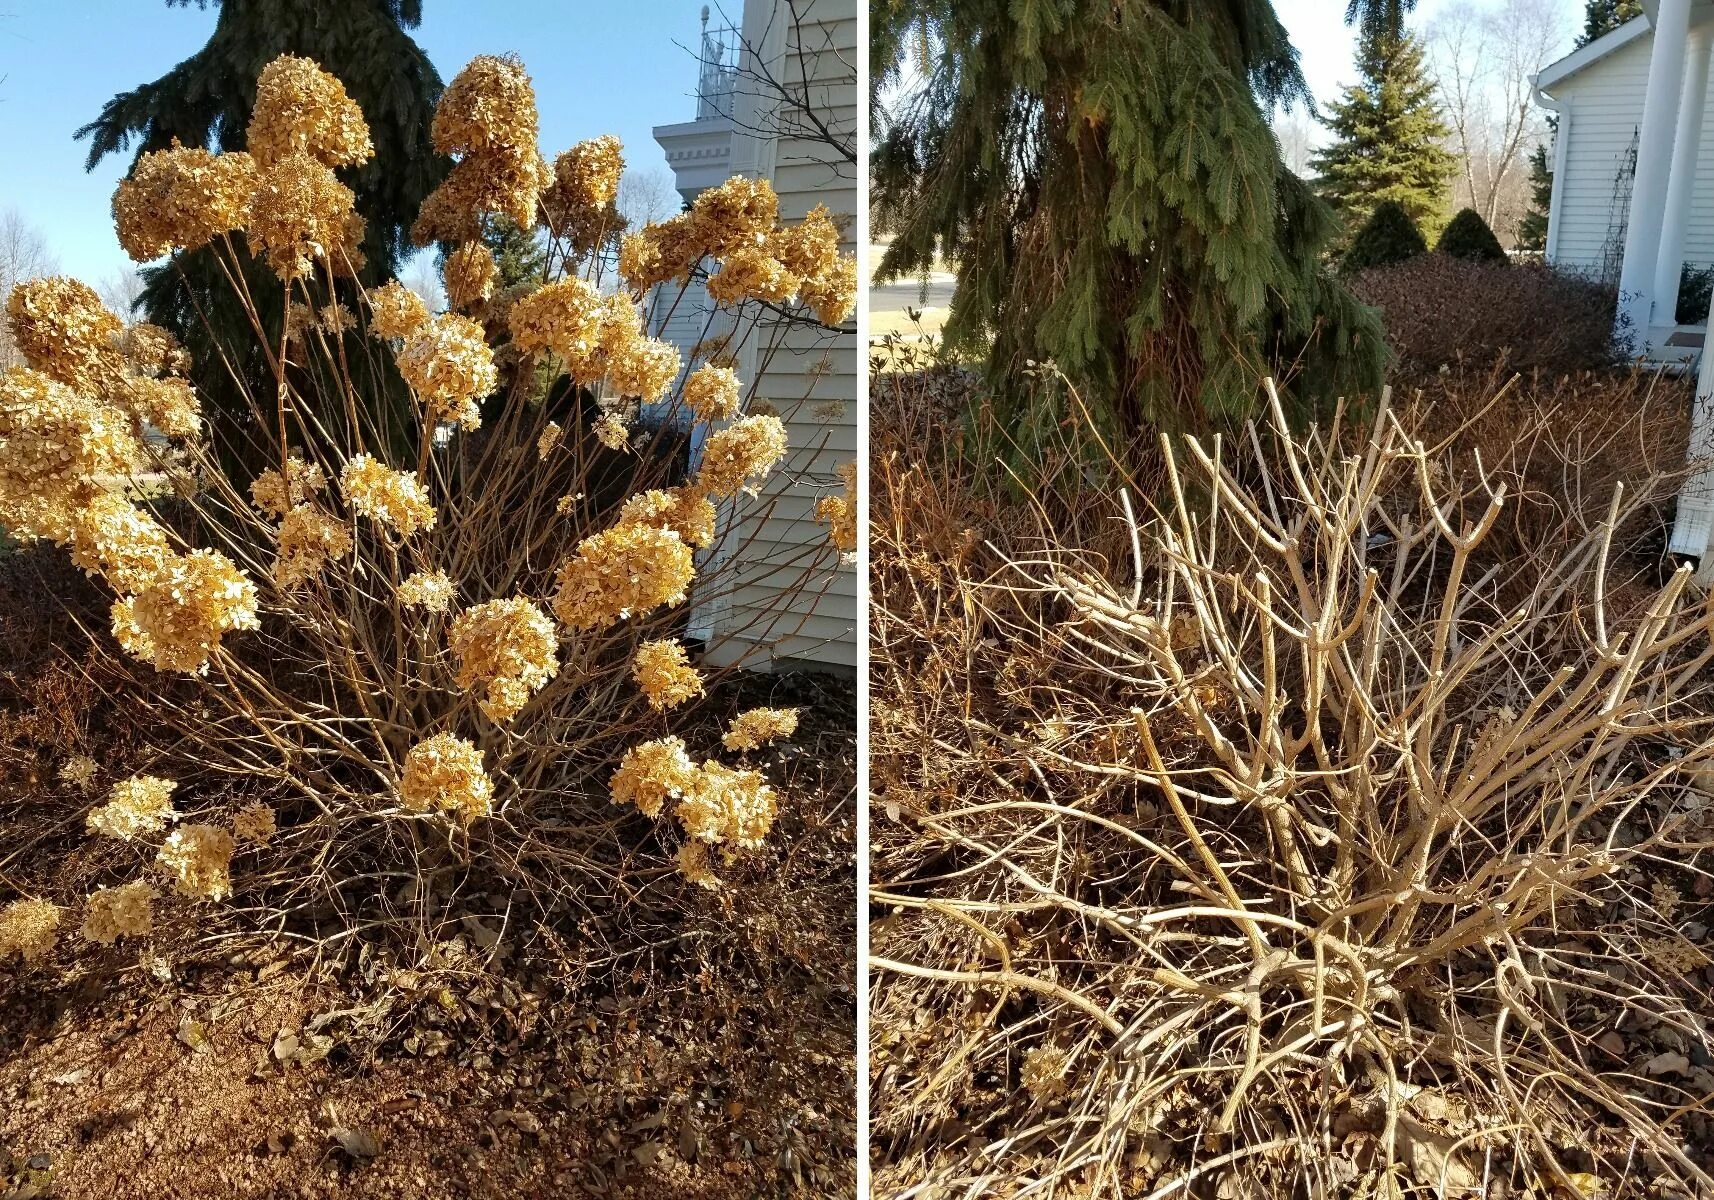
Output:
1311 26 1457 243
1577 0 1643 48
871 1 1410 448
1517 129 1554 253
76 0 447 474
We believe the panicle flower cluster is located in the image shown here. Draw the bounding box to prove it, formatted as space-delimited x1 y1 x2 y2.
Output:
395 312 497 429
122 324 193 378
368 280 430 341
815 460 858 557
617 486 717 550
340 455 435 536
319 302 357 335
542 135 624 250
706 248 798 306
633 640 704 711
723 706 801 751
676 840 718 889
444 241 497 310
691 176 780 257
0 368 141 542
81 881 154 945
113 549 261 674
68 493 175 593
273 504 353 588
156 824 235 900
248 151 365 280
120 375 201 440
448 598 560 723
250 455 327 519
693 413 788 498
592 410 630 450
536 421 563 460
246 55 374 168
398 570 455 613
415 56 543 245
675 760 777 849
0 898 60 965
683 364 741 422
549 524 694 631
86 774 179 842
113 145 258 263
6 277 123 393
59 755 99 791
399 733 493 823
232 803 277 845
509 282 681 399
609 736 698 818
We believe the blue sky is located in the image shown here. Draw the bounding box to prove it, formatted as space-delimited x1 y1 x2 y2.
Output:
0 0 712 284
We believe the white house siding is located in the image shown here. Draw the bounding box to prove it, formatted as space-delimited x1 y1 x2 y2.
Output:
1544 29 1714 281
654 0 858 672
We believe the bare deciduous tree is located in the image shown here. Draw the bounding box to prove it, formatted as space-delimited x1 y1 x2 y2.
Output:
618 166 680 229
1428 0 1566 246
0 208 58 368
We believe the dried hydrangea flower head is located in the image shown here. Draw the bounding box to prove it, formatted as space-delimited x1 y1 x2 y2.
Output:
691 176 779 257
676 760 777 849
60 754 100 792
318 303 357 335
367 279 430 341
0 898 61 965
395 312 496 430
113 549 261 674
706 248 799 307
684 364 741 423
232 803 277 845
550 524 694 631
156 824 236 900
399 733 493 823
432 55 538 156
542 135 624 249
68 493 175 593
397 570 455 613
250 455 327 519
6 277 124 394
273 504 353 588
247 55 374 168
248 151 362 280
723 707 801 752
81 881 155 946
123 324 193 379
444 242 497 310
677 840 718 889
536 421 563 460
112 145 259 262
449 598 560 723
693 413 788 498
815 460 858 557
508 278 604 378
592 410 630 450
0 369 143 542
340 455 436 536
767 204 841 278
118 374 201 440
604 335 681 402
799 252 859 326
87 774 179 841
83 881 156 946
617 486 717 550
633 640 704 712
411 152 547 245
610 736 698 818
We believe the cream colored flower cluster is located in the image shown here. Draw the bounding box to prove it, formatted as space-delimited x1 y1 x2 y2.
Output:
157 824 236 900
60 754 99 791
815 460 858 557
609 736 698 818
273 504 353 588
593 410 630 450
400 733 493 823
683 364 741 422
723 706 801 752
68 490 174 593
398 569 455 613
542 135 624 252
619 181 857 326
449 598 560 723
112 549 261 674
232 803 278 845
550 523 694 631
81 881 155 945
113 145 259 263
443 242 497 311
633 640 704 711
508 280 682 401
0 367 143 542
87 774 179 841
340 455 436 536
693 413 789 498
395 312 497 429
617 486 718 550
250 455 327 519
610 738 780 880
414 55 543 246
368 280 430 341
0 898 61 965
247 54 374 168
536 421 563 460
